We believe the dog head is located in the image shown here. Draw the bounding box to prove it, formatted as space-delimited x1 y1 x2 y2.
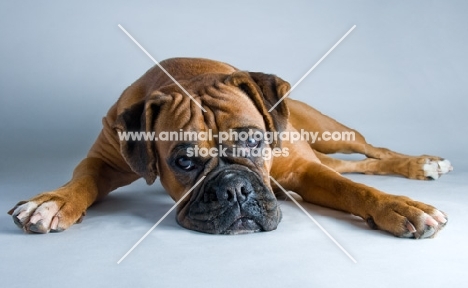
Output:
114 71 290 234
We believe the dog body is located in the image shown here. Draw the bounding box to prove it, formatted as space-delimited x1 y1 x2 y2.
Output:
9 58 451 237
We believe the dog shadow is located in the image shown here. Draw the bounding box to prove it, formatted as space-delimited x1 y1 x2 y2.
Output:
85 187 375 235
86 186 181 230
276 191 380 234
3 185 377 236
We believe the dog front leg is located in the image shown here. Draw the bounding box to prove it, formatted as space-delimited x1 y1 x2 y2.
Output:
273 161 448 238
8 157 139 233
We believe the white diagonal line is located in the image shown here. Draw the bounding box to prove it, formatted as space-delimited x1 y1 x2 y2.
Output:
268 25 356 112
269 176 357 263
118 24 207 112
117 176 206 264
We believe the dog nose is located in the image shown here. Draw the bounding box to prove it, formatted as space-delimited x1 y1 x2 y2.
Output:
208 173 253 204
220 181 251 203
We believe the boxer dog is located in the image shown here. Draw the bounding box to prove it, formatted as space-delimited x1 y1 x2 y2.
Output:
8 58 452 238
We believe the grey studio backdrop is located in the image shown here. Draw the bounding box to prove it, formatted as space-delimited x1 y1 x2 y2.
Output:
1 1 467 288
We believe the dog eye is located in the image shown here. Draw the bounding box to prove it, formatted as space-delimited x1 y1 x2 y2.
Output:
246 137 259 148
176 157 195 170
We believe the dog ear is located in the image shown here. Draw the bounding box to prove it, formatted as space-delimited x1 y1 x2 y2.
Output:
113 96 165 185
225 71 290 145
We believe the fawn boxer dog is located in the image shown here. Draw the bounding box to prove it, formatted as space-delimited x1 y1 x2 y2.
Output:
9 58 452 238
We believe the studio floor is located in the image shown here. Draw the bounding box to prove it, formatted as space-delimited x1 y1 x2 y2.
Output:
1 157 467 287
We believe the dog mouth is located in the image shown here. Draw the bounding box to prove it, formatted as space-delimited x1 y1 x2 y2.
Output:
176 165 281 234
222 217 262 235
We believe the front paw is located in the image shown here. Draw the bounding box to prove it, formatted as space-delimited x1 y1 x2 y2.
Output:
8 192 85 234
408 157 453 180
366 196 447 239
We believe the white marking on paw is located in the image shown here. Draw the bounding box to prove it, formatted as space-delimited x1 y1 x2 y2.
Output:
423 160 439 179
29 202 60 228
423 213 438 227
438 159 453 174
51 216 59 230
423 159 453 179
406 221 416 233
13 202 38 221
432 210 447 224
421 226 436 238
402 211 446 239
418 212 445 238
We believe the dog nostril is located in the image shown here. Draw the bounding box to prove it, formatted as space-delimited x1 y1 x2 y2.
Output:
238 187 249 202
218 187 238 202
208 178 253 204
225 189 235 202
240 187 249 196
238 185 253 203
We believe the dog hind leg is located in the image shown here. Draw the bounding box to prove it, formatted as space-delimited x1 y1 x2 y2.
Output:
286 98 452 179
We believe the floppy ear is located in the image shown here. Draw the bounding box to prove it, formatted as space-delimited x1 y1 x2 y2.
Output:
113 95 166 185
225 71 291 145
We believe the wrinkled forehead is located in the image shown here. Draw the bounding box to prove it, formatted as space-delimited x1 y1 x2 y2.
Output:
156 82 266 134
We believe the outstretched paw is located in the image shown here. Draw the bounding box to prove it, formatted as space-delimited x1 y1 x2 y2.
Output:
407 157 453 180
367 196 447 239
8 192 85 234
423 158 453 180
